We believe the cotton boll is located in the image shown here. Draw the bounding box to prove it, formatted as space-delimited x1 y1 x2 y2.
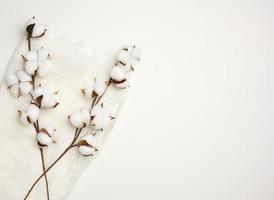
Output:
69 112 84 128
78 134 98 155
18 112 29 125
43 126 56 136
94 80 106 96
41 94 59 109
37 48 49 62
24 50 37 61
82 134 96 146
25 60 38 75
79 145 96 157
117 50 130 63
80 109 90 124
26 104 40 122
6 74 18 87
32 24 46 37
131 46 141 59
17 70 32 82
10 84 19 97
19 82 32 96
90 105 103 117
118 45 141 70
26 17 36 27
110 66 126 81
81 80 94 98
38 59 53 77
32 86 49 99
129 58 140 69
17 103 40 125
37 132 53 148
91 114 110 130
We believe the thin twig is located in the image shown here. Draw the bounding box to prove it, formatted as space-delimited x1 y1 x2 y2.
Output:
24 128 82 200
27 37 31 51
40 148 50 200
29 61 50 199
32 121 50 200
24 79 113 199
95 78 112 105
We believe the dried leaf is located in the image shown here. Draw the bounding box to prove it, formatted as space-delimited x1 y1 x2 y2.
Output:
92 91 98 98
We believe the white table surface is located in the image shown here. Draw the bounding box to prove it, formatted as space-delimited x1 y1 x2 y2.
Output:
0 0 274 199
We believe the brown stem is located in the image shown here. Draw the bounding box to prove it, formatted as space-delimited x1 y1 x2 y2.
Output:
95 78 112 105
30 67 50 199
31 71 37 90
40 148 50 200
27 37 31 51
24 128 82 200
32 122 50 200
24 78 113 199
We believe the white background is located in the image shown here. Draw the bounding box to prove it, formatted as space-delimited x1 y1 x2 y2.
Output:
1 0 274 199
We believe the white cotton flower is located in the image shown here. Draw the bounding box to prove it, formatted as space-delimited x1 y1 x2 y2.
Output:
6 70 34 98
91 114 111 130
129 57 140 69
94 80 106 96
37 133 52 148
37 127 56 148
18 112 29 125
69 112 83 128
38 59 53 77
69 109 90 128
17 70 32 82
79 146 96 157
132 46 141 59
121 45 141 59
10 84 19 97
90 105 104 117
90 104 113 131
26 104 40 122
23 50 37 61
37 48 49 62
25 60 38 75
81 80 94 98
32 85 59 109
17 103 40 125
6 74 18 87
18 82 32 96
110 66 126 81
32 85 49 99
117 50 130 64
116 45 141 71
81 79 106 98
80 109 90 124
26 17 36 27
82 134 96 145
78 134 97 157
31 24 46 37
22 48 52 77
40 94 59 109
26 17 47 38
